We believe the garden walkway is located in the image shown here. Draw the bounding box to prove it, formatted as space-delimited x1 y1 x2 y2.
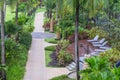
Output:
23 12 69 80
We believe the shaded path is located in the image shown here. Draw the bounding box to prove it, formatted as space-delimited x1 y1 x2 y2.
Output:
23 12 69 80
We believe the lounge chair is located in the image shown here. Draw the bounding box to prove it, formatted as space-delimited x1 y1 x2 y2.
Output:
66 61 84 71
79 56 86 63
92 38 105 44
87 35 99 42
94 49 107 52
66 62 76 71
90 46 110 56
93 41 108 47
99 46 111 50
66 56 87 71
66 66 74 71
90 51 100 56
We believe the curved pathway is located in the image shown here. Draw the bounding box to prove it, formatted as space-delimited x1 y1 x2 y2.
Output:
23 12 69 80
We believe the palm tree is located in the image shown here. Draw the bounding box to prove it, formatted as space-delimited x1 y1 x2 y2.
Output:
84 0 109 18
74 0 80 79
0 0 6 79
0 0 18 79
16 1 19 25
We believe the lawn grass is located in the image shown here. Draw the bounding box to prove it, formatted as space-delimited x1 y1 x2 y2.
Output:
45 50 53 66
45 45 56 66
36 7 46 13
45 38 58 44
45 45 56 51
50 74 75 80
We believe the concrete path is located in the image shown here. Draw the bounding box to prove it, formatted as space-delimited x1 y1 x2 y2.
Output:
23 12 69 80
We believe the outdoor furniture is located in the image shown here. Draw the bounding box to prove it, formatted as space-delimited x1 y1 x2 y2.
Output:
93 41 108 47
66 61 84 71
87 35 99 42
66 57 87 71
99 46 111 50
79 56 85 63
90 51 100 56
94 49 107 52
66 66 74 71
92 38 105 44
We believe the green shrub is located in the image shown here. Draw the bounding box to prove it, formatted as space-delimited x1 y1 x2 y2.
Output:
45 38 58 44
7 63 25 80
111 42 120 51
57 50 73 66
80 56 112 80
45 45 56 51
108 27 120 51
50 74 75 80
22 25 34 33
44 18 50 25
18 14 29 25
5 20 19 35
88 27 108 39
100 48 120 65
101 19 120 51
5 38 19 59
19 32 32 50
80 56 120 80
57 39 70 50
18 2 27 12
6 44 27 80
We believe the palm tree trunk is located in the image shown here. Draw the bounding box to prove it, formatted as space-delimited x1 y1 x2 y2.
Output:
50 10 52 19
56 0 58 20
50 18 54 32
16 2 19 25
4 0 6 19
75 0 80 80
1 3 6 80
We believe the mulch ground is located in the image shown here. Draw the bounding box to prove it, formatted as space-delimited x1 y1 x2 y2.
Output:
48 51 59 67
66 40 95 57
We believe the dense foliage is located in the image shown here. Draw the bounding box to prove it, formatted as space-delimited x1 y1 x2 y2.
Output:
80 56 120 80
0 0 40 79
100 48 120 65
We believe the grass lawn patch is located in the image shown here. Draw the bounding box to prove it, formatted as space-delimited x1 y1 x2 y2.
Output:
50 74 75 80
45 38 58 44
45 45 56 66
36 7 46 13
45 50 53 66
45 45 56 51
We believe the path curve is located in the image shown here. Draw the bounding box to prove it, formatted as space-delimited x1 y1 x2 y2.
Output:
23 12 69 80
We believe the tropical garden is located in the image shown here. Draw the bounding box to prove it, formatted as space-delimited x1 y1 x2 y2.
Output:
43 0 120 80
0 0 120 80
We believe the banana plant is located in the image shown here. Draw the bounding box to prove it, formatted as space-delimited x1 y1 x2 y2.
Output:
80 56 115 80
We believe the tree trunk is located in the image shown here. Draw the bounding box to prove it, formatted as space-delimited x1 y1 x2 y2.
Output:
16 2 19 25
56 0 58 21
1 3 6 80
50 10 52 19
50 18 54 32
47 10 49 18
4 0 6 19
75 0 80 80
